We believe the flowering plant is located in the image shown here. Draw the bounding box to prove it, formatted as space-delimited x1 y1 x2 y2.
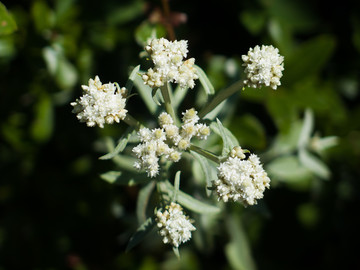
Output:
71 37 284 255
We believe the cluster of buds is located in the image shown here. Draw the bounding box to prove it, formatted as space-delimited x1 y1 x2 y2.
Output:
156 202 196 248
71 76 128 128
213 146 271 206
242 45 284 90
133 108 210 177
142 38 198 89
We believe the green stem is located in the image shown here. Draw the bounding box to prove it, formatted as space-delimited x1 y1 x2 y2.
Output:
123 114 141 130
190 144 221 164
198 80 244 119
160 84 177 123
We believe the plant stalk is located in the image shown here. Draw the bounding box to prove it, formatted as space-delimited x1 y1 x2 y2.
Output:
198 80 244 119
190 144 220 164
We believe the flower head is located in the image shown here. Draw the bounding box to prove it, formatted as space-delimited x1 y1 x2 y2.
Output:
242 45 284 90
133 109 210 177
156 202 196 247
142 38 198 89
71 76 127 128
213 148 270 206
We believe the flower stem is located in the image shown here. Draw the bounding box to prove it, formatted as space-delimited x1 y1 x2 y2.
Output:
160 84 178 123
198 80 244 119
189 144 220 164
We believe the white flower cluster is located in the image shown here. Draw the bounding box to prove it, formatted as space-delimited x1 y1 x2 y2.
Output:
133 127 182 178
156 202 196 248
242 45 284 90
142 38 198 89
213 146 270 206
133 108 210 177
71 76 128 128
160 108 211 150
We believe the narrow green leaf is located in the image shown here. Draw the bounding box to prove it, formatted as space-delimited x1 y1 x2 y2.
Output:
100 170 148 185
112 154 139 173
190 151 217 196
266 155 313 182
126 217 155 252
133 74 157 113
195 65 215 95
31 93 54 143
172 247 180 260
211 119 238 157
125 65 140 93
298 148 330 180
137 181 156 224
311 135 339 153
99 131 132 160
42 46 77 90
297 108 314 149
100 171 122 184
135 21 166 46
0 3 17 35
162 181 220 215
172 85 188 111
173 171 181 202
151 87 162 106
225 214 256 270
31 0 55 32
285 35 336 84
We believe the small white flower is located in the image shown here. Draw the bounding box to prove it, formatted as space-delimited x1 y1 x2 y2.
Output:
213 148 270 206
156 202 196 247
242 45 284 90
182 108 199 124
71 76 127 128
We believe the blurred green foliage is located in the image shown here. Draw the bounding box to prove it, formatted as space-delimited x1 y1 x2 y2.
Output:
0 0 360 269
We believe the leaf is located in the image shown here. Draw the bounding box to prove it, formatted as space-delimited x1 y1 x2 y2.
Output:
262 120 303 160
195 65 215 95
297 108 314 149
284 35 336 84
172 85 188 111
151 88 162 106
100 171 122 184
240 10 266 35
100 170 148 186
112 154 140 173
126 217 155 252
137 181 155 224
190 151 217 196
30 93 54 143
135 21 166 46
107 0 143 25
99 131 133 160
172 247 180 260
311 135 339 153
266 155 313 182
173 171 181 202
211 119 239 157
230 114 266 149
0 2 17 36
133 73 157 113
31 0 55 32
42 46 78 90
225 214 256 270
298 148 330 180
162 181 220 215
125 65 140 93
